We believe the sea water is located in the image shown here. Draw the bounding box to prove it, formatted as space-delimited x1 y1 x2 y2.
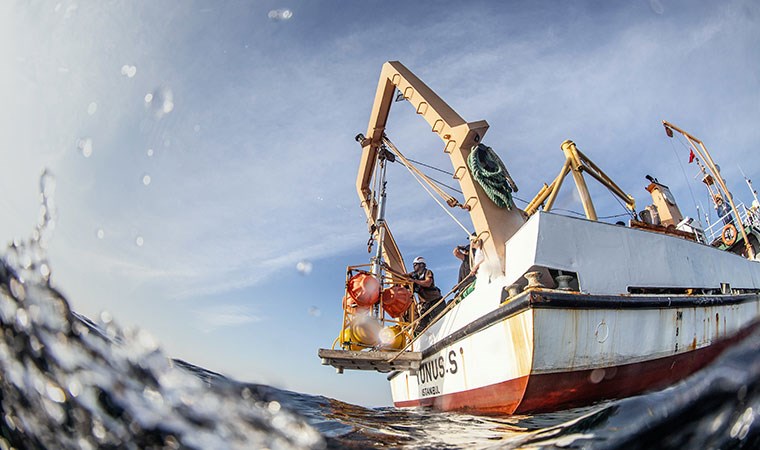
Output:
1 176 759 449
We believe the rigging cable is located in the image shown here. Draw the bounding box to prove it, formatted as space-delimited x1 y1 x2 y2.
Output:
668 135 703 228
401 161 472 234
402 154 532 205
381 137 472 235
382 136 464 209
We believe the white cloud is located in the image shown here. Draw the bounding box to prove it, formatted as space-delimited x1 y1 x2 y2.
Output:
193 304 261 333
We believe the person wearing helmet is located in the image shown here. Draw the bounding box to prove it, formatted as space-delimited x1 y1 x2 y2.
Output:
407 256 445 331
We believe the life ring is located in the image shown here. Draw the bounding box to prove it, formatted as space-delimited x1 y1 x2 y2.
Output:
721 223 738 247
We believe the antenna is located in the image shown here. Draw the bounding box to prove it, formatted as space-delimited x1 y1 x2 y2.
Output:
739 165 760 206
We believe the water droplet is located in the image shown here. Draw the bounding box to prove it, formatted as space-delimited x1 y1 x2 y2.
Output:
99 311 112 324
142 174 151 186
147 148 154 157
40 263 51 279
649 0 664 14
63 4 78 18
136 329 158 352
268 9 293 20
145 87 174 118
96 229 105 239
120 64 137 78
589 368 605 384
68 380 82 397
87 102 97 115
77 138 93 158
135 236 144 247
92 420 106 440
9 278 25 301
193 124 201 132
16 308 29 329
46 382 66 403
296 260 313 275
267 401 281 413
730 407 754 440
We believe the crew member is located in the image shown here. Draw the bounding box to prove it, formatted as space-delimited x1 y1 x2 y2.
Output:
452 244 471 290
715 195 734 225
468 238 485 279
408 256 445 331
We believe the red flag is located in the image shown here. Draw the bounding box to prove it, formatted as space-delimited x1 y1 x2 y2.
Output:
688 149 695 163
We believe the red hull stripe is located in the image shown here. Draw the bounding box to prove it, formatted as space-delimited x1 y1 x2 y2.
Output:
394 322 758 414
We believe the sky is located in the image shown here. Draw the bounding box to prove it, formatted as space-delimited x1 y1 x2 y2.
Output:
1 0 759 407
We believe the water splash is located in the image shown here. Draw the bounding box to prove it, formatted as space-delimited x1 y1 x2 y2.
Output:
0 174 325 449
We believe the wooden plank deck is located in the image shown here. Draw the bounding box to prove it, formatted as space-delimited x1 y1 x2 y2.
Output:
318 348 421 373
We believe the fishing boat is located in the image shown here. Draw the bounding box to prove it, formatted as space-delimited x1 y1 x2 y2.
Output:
318 61 760 414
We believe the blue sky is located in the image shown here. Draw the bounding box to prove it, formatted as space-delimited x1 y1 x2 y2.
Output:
1 1 759 406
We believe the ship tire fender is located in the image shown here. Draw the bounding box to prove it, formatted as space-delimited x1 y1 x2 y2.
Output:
721 223 738 247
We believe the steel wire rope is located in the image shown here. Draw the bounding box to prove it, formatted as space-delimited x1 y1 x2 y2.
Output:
381 137 472 234
552 208 632 220
610 192 637 220
668 135 704 228
400 159 472 235
395 159 463 195
405 157 455 177
382 137 459 205
403 155 534 206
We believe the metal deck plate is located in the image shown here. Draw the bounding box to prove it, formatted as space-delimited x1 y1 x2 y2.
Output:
318 348 421 373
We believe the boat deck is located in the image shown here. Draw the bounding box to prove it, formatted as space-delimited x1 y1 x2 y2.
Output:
318 348 421 373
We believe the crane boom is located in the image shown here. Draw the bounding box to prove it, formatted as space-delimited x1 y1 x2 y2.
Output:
356 61 526 275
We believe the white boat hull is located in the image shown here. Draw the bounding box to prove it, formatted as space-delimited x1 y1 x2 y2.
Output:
389 212 760 414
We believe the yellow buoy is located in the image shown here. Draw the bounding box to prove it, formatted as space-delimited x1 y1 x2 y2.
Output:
349 315 381 347
339 327 363 351
378 325 406 350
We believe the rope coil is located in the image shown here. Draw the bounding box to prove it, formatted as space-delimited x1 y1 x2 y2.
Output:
467 144 518 210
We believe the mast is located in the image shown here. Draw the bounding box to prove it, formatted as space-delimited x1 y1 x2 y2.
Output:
739 167 760 207
371 145 391 277
663 121 755 259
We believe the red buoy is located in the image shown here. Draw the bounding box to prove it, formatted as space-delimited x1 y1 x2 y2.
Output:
343 294 370 316
347 273 380 307
381 285 413 318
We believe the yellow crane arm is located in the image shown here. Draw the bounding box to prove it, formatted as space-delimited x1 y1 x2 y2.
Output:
356 61 526 274
525 140 635 220
663 121 755 259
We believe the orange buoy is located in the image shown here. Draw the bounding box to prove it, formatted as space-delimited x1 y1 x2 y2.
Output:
347 273 380 307
722 223 738 246
342 295 370 316
381 286 413 318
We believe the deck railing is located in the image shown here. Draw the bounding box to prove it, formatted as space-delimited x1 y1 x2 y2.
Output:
703 202 760 243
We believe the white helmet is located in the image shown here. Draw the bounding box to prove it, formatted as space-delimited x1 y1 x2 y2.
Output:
413 256 426 265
